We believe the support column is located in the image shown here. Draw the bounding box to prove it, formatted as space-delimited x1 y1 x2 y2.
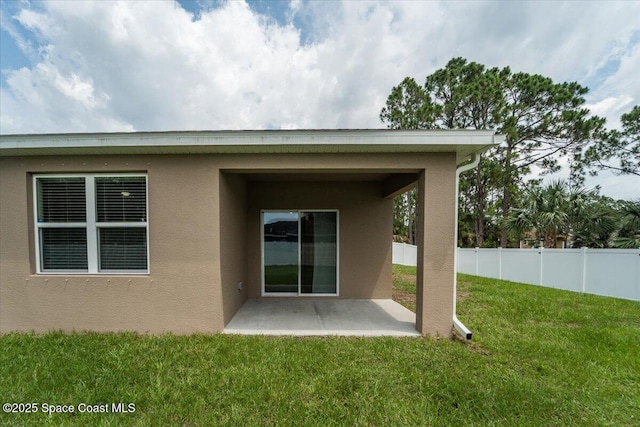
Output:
415 155 457 337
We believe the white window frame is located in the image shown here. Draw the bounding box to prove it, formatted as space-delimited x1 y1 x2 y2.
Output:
261 209 339 297
33 173 149 274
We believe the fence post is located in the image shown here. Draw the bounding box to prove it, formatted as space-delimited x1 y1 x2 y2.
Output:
498 247 503 280
475 247 479 276
538 246 544 286
636 250 640 301
581 247 588 294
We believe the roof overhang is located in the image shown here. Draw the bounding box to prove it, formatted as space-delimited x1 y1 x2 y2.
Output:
0 129 503 165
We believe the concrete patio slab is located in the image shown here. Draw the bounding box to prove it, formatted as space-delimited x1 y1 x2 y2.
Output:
223 299 420 337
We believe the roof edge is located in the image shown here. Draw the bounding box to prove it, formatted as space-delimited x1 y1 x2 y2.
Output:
0 128 498 140
0 129 503 164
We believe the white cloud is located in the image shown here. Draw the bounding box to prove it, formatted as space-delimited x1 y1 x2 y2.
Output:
2 0 638 198
586 96 634 128
585 171 640 201
587 40 640 128
1 0 639 139
15 8 56 36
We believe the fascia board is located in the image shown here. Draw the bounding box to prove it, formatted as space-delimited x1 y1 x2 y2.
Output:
0 130 502 163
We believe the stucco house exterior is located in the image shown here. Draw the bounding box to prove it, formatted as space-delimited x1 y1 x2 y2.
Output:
0 130 499 337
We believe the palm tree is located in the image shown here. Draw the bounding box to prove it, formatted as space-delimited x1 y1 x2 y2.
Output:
504 180 570 248
612 201 640 248
504 180 621 248
572 203 618 248
506 182 638 249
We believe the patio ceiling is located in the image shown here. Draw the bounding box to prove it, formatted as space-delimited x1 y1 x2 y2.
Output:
231 171 419 198
241 171 401 182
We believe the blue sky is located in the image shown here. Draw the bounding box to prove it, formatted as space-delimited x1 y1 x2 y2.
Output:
1 0 639 198
1 1 31 74
179 1 288 24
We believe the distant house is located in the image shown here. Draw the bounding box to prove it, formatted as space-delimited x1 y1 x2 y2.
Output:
0 130 499 336
519 231 567 249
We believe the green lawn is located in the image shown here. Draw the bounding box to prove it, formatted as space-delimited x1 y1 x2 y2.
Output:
1 268 639 426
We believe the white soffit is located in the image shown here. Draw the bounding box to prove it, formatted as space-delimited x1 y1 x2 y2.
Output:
0 129 503 164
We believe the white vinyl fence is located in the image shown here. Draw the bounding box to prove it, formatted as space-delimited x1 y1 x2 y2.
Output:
392 242 418 267
392 242 640 301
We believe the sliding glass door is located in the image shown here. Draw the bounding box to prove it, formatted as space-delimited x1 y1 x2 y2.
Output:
262 210 338 296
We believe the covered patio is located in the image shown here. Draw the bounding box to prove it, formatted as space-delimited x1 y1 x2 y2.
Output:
216 130 501 337
224 299 420 336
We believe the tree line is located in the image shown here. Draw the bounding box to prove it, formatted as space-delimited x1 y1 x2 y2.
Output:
382 58 639 249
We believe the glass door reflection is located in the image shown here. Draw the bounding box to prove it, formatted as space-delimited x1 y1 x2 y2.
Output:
263 211 299 293
300 212 337 294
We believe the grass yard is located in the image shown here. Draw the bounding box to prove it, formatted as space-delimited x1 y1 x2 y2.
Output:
1 267 639 426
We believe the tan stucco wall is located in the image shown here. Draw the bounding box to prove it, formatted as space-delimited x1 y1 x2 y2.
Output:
416 154 457 337
245 180 393 299
0 155 222 333
219 172 249 324
1 151 458 336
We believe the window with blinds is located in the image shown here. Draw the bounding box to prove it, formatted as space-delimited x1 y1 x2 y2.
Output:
96 176 147 222
34 174 149 274
99 228 147 270
41 228 88 270
37 177 86 223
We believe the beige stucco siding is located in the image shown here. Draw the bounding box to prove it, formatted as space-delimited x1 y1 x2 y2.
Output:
219 172 249 324
416 154 457 336
0 155 222 333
